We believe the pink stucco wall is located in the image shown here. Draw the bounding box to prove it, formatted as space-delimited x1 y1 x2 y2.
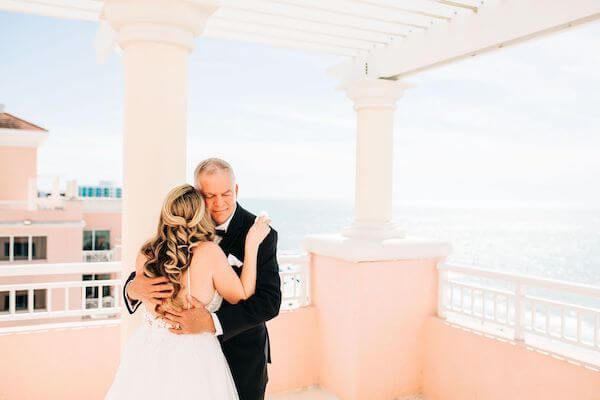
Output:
310 254 441 400
0 146 36 201
0 200 84 224
266 306 319 394
0 226 83 263
423 317 600 400
0 307 317 399
0 324 120 400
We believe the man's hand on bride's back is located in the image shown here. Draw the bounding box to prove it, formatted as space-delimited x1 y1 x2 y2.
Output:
160 296 215 335
128 273 174 306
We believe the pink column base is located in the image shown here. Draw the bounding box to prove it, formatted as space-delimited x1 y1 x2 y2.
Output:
311 253 442 400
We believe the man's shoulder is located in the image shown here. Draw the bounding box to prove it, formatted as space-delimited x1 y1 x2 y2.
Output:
238 203 278 241
237 203 278 235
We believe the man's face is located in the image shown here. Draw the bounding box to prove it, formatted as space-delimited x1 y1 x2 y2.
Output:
196 170 238 226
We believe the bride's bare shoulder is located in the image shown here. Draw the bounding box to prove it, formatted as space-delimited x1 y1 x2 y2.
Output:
190 241 224 262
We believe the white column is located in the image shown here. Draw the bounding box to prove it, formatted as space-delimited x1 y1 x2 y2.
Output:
341 78 412 240
103 0 218 343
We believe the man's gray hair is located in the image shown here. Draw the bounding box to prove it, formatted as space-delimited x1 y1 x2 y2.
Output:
193 158 236 184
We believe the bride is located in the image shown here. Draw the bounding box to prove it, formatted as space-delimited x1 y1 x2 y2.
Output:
105 184 271 399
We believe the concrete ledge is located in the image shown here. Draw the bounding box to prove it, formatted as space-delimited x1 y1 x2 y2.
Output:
303 233 452 262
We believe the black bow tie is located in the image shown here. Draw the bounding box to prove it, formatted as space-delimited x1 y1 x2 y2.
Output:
215 229 226 237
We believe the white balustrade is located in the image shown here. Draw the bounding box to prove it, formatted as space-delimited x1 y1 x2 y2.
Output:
278 253 310 311
0 254 311 334
82 250 115 263
0 262 122 333
438 262 600 367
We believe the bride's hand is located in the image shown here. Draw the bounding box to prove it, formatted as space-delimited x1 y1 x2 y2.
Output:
246 214 271 249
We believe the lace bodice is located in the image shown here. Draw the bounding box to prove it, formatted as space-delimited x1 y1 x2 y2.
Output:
142 290 223 331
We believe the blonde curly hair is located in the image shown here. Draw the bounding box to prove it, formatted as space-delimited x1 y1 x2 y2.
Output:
140 184 215 307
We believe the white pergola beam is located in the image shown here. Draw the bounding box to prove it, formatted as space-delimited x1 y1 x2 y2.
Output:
215 8 405 43
340 0 469 20
203 28 360 57
330 0 600 81
217 0 415 36
207 17 378 51
0 0 100 21
254 0 438 28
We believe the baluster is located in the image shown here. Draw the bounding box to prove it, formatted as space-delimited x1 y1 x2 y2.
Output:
28 288 34 313
493 294 497 322
298 271 305 305
9 290 15 314
545 305 550 336
47 288 52 313
480 291 486 323
98 284 103 310
560 308 565 339
594 314 600 347
469 288 474 315
514 283 524 341
576 312 582 344
81 285 86 312
594 314 599 348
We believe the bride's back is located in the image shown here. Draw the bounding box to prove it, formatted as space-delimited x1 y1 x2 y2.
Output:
176 241 221 308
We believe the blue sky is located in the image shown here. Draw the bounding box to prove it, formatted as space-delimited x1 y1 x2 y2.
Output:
1 11 598 205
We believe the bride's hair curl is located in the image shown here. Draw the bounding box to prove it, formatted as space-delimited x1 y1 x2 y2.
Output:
140 184 215 307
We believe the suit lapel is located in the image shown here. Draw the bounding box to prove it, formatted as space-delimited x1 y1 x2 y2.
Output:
218 202 245 257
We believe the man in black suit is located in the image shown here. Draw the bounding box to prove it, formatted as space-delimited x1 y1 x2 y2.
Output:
123 158 281 400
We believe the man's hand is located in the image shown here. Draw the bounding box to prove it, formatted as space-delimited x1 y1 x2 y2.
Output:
160 296 215 335
127 273 174 307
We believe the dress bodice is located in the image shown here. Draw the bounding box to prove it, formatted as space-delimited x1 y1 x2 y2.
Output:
142 290 223 331
141 266 223 331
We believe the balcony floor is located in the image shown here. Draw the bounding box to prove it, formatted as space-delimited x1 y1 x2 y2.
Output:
268 387 338 400
268 388 425 400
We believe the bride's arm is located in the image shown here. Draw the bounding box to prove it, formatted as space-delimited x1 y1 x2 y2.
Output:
209 242 257 304
211 215 271 304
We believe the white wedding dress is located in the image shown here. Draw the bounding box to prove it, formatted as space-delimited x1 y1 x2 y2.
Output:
105 270 239 400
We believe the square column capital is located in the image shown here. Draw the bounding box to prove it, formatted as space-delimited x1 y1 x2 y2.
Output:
341 78 414 110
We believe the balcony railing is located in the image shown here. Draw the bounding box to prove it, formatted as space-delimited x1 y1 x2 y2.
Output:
0 262 122 334
278 253 310 311
0 254 310 334
82 250 115 263
438 262 600 368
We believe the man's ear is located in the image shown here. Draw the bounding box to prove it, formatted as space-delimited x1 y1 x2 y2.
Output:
235 183 239 197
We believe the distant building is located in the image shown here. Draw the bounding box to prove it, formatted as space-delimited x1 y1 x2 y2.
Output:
0 105 122 313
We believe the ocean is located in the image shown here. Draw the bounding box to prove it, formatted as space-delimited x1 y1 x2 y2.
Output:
241 198 600 286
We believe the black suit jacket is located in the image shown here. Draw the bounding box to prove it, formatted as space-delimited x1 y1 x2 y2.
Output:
122 202 281 400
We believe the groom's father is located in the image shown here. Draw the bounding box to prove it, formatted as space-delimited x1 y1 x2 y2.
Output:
123 158 281 400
